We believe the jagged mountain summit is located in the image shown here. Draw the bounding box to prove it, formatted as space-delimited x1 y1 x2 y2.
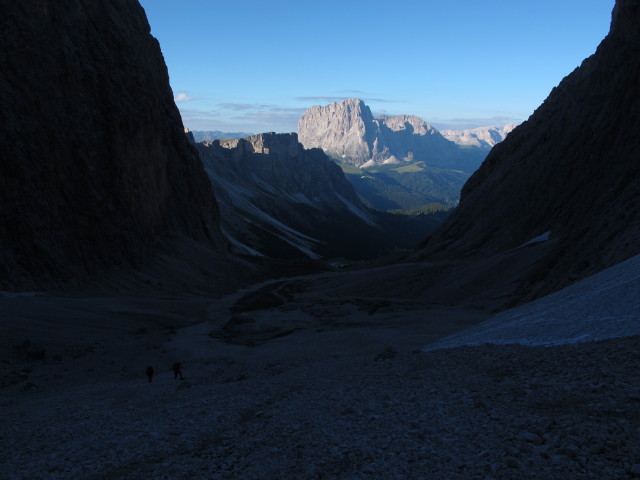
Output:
0 0 227 290
420 0 640 302
194 132 444 259
298 98 477 171
440 124 518 151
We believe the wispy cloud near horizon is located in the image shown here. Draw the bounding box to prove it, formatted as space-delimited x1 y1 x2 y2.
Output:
295 96 398 104
218 102 274 111
178 103 306 133
178 98 523 133
174 92 192 102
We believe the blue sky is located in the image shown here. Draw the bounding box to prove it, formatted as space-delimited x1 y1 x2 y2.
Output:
139 0 615 133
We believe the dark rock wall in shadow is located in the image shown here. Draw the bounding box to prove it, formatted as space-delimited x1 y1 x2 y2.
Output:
0 0 225 289
420 0 640 301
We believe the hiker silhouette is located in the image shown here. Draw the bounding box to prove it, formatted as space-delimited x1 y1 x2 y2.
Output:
145 366 154 383
171 362 183 380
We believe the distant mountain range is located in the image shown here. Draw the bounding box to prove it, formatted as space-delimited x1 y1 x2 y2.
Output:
298 98 477 170
298 98 515 210
194 132 446 260
188 105 516 212
191 130 254 142
440 124 518 151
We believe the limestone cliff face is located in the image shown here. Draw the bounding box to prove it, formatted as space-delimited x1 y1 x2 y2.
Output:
297 98 375 163
368 115 459 167
298 98 477 171
421 0 640 300
214 133 364 206
0 0 224 289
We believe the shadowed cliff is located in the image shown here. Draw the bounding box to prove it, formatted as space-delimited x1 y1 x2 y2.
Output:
0 0 226 290
196 132 445 260
420 0 640 302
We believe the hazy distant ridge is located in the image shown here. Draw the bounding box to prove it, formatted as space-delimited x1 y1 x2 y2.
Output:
190 130 254 142
440 124 518 151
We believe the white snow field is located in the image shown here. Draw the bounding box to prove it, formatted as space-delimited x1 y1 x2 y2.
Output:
424 253 640 351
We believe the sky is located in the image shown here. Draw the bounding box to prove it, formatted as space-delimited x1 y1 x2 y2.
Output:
139 0 615 133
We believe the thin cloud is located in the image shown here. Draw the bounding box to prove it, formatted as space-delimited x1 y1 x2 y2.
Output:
363 97 399 104
295 96 352 103
178 104 305 133
230 109 306 128
269 106 307 114
295 96 399 104
217 103 306 116
174 92 192 102
218 102 273 111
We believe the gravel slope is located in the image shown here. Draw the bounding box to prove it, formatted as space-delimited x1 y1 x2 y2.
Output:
2 318 640 479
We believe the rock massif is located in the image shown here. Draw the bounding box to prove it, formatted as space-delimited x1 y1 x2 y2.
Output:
421 0 640 301
298 99 376 164
298 98 479 171
297 99 499 210
0 0 225 290
196 133 443 259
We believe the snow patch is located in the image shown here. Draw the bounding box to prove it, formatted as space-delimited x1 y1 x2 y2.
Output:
423 253 640 351
518 231 551 248
290 192 315 206
335 194 378 227
360 159 377 169
221 227 264 256
382 156 400 165
273 233 322 260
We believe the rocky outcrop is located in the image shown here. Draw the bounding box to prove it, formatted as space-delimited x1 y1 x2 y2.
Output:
0 0 225 290
298 99 477 171
197 132 374 258
440 124 518 151
420 0 640 301
215 133 366 208
298 98 375 164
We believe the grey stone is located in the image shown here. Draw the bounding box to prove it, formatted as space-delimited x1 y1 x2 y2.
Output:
519 431 544 445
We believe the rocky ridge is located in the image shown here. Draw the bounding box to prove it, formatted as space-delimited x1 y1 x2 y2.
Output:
195 132 442 259
420 0 640 302
0 0 225 290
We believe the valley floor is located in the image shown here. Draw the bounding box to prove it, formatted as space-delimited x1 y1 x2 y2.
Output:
1 286 640 480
